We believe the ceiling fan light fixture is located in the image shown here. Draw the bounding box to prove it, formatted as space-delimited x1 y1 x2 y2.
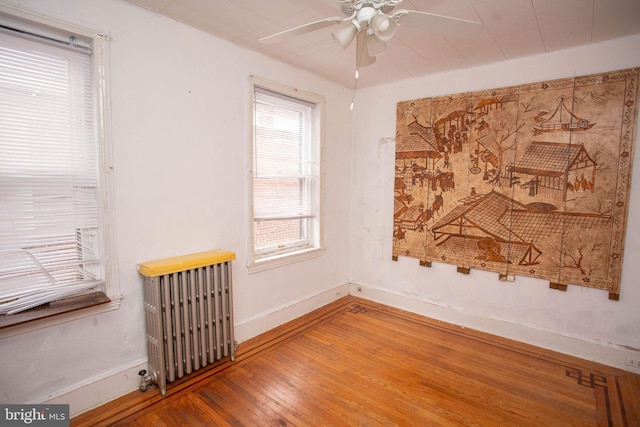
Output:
370 13 397 41
332 22 359 49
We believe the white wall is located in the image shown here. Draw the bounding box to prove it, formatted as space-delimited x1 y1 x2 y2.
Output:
1 0 639 417
0 0 352 414
349 34 640 371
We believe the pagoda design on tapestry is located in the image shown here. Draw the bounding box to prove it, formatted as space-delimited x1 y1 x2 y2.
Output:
393 68 638 298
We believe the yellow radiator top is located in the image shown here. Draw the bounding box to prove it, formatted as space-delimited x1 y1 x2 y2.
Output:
138 249 236 277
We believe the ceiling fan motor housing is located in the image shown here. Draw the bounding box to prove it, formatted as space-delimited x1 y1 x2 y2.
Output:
354 6 378 29
340 0 398 17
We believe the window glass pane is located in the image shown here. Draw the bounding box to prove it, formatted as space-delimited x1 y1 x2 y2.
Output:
254 177 308 218
254 218 308 251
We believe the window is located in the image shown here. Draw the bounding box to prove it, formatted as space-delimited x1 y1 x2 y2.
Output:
249 77 323 269
0 8 117 321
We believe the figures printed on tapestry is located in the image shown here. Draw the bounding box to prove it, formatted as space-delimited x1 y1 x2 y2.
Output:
393 68 639 297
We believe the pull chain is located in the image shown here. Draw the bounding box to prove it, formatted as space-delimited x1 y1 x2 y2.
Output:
350 67 359 111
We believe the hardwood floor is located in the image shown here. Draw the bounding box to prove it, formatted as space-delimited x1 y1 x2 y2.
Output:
72 296 640 426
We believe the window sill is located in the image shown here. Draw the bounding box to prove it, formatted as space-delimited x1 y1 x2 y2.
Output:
0 291 120 338
248 247 326 274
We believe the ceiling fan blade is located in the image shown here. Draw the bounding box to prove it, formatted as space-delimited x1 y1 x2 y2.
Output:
260 17 344 44
356 32 376 67
392 10 483 38
367 34 387 56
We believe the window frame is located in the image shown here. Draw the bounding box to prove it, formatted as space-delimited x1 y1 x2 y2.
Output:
248 75 325 272
0 4 120 335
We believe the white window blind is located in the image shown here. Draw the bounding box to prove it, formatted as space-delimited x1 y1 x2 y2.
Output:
0 27 103 314
253 87 318 256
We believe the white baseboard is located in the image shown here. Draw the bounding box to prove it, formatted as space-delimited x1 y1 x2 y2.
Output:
43 358 147 418
349 282 640 374
234 282 351 343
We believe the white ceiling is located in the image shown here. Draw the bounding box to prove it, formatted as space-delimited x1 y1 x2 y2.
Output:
123 0 640 88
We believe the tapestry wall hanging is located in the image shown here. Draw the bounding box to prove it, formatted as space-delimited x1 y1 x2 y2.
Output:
393 68 639 299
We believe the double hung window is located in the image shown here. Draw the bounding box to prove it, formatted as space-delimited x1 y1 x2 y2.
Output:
250 78 323 268
0 9 115 318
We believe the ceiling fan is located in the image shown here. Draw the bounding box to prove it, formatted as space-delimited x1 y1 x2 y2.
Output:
259 0 484 69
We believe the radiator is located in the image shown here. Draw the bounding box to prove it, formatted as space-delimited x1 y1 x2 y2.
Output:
138 249 235 396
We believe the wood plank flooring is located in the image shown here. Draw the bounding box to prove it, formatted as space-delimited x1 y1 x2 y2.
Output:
72 296 640 426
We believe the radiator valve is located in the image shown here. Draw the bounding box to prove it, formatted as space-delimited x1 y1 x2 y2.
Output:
138 369 156 392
